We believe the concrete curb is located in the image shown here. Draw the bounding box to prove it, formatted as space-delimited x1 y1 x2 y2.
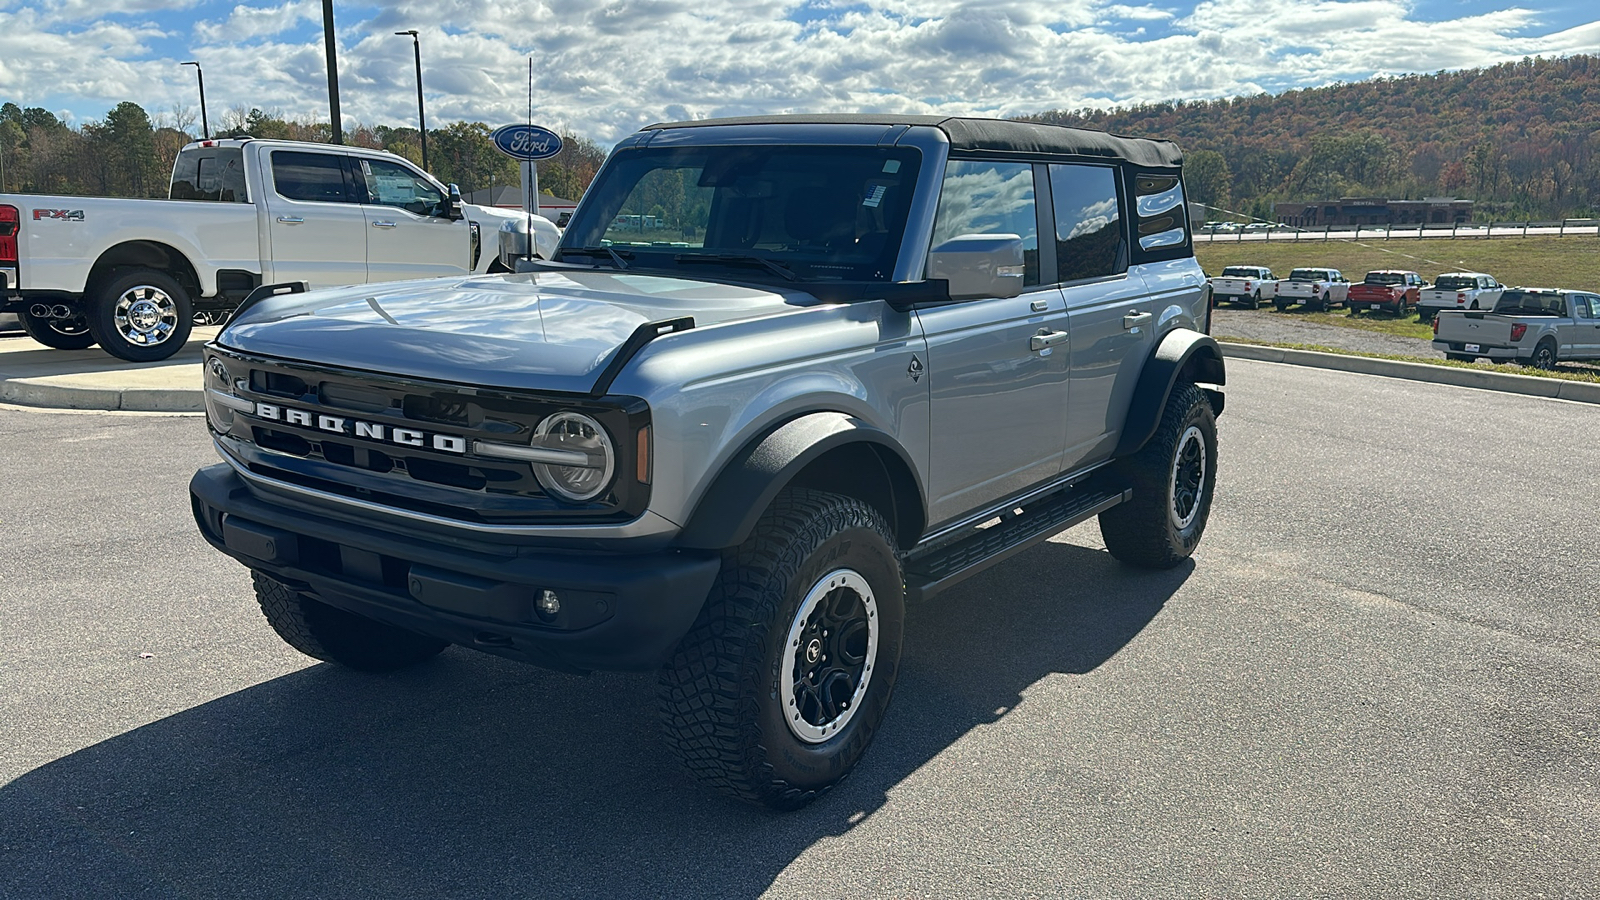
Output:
1220 341 1600 405
0 376 202 411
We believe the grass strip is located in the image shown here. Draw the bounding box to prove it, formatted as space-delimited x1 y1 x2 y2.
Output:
1216 337 1600 384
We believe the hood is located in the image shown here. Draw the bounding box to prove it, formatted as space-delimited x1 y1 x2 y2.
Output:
218 270 803 394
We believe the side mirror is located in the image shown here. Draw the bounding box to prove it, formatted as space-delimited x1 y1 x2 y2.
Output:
446 183 464 220
927 233 1026 301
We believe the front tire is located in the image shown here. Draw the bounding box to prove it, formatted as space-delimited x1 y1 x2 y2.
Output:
20 310 97 350
252 571 448 672
1099 383 1218 569
86 268 194 362
658 488 904 809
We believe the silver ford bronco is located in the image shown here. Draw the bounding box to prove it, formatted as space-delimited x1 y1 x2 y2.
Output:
190 115 1224 808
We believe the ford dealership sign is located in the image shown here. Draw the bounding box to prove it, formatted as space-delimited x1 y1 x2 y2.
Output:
490 124 563 161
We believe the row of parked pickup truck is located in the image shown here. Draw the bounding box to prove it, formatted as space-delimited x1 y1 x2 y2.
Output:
1210 265 1600 369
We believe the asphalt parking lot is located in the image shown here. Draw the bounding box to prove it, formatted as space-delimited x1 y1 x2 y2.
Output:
1 359 1596 898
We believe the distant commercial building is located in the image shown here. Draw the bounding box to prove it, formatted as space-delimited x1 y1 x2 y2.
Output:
1275 197 1473 228
464 185 579 222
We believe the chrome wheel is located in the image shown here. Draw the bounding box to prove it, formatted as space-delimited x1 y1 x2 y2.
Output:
113 284 180 347
780 568 879 744
1169 424 1206 530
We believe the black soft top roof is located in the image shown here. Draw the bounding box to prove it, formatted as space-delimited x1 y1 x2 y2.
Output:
642 114 1183 170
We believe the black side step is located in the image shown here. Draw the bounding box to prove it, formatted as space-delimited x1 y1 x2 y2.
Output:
903 485 1131 603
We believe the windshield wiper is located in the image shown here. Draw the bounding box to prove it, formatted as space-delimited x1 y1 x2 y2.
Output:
561 246 631 269
674 253 798 282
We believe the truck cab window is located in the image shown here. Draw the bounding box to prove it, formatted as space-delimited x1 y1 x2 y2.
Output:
170 147 248 203
930 160 1039 286
271 151 353 203
360 158 446 217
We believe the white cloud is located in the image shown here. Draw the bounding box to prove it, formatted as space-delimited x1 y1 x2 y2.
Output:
0 0 1593 143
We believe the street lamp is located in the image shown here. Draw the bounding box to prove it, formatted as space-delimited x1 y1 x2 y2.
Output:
181 61 209 139
395 29 427 173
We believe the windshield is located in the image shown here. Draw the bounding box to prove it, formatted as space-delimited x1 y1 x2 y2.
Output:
1493 291 1565 316
1364 272 1405 285
1288 269 1326 280
559 144 922 282
1221 267 1259 277
1433 275 1478 291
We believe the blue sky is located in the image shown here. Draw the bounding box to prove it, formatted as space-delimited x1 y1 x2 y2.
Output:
1 1 1596 143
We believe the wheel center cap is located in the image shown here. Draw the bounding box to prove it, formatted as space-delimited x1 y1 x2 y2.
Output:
804 638 822 665
129 301 161 331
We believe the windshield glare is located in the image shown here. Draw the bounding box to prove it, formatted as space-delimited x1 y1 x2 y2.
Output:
560 145 923 282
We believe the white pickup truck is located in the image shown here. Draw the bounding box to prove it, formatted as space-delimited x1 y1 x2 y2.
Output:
1208 265 1277 308
1273 267 1350 312
1416 271 1504 323
1432 288 1600 368
0 137 559 361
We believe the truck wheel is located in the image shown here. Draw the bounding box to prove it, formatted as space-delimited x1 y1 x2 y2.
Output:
1445 353 1476 362
1317 292 1330 312
252 571 448 672
20 310 97 350
1529 340 1557 370
1274 299 1290 312
1099 383 1218 569
1249 291 1261 310
658 488 904 809
86 269 194 362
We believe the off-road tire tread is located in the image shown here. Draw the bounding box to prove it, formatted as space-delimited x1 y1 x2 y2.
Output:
252 571 447 672
1098 383 1216 569
657 488 899 810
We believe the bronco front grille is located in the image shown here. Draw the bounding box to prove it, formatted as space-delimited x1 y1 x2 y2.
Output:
210 349 650 525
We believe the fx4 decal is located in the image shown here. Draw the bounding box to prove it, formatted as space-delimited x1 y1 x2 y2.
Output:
33 209 85 221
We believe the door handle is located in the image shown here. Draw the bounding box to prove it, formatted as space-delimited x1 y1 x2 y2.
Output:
371 220 397 228
1123 311 1153 329
1030 329 1069 351
276 216 305 225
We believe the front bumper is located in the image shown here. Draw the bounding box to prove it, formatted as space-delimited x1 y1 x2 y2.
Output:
190 464 721 672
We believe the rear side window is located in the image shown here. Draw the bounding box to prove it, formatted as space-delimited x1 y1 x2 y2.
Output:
1127 170 1190 263
931 160 1039 286
170 147 248 202
1049 163 1125 282
271 151 353 203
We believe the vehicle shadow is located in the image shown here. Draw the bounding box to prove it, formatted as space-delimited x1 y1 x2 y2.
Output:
0 540 1190 899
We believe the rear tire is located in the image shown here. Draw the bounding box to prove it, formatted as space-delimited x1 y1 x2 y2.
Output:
1445 353 1476 362
1249 291 1261 310
252 571 448 672
86 268 194 362
658 488 904 809
1529 340 1558 370
1099 383 1218 569
1274 299 1291 312
20 310 97 350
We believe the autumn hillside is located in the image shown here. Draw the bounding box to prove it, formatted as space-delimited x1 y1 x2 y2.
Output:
1028 55 1600 222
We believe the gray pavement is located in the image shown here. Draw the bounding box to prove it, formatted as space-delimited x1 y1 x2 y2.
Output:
1 359 1596 898
0 327 219 411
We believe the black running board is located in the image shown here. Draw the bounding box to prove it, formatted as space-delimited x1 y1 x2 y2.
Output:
903 485 1131 603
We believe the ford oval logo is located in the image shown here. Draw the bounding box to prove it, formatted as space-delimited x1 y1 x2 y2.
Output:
490 124 564 161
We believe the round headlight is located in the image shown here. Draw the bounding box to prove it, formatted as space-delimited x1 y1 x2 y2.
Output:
532 412 615 502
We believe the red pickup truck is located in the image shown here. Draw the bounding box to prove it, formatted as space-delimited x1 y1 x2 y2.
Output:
1348 270 1425 316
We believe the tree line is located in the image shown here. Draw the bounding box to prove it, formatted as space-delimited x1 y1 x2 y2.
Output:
1030 54 1600 222
0 101 606 204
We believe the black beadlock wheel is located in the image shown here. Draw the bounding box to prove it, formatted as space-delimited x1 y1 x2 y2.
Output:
1099 383 1218 569
86 268 194 362
20 310 97 350
252 571 448 672
658 488 905 810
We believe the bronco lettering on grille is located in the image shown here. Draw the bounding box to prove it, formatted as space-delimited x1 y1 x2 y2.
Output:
252 402 468 454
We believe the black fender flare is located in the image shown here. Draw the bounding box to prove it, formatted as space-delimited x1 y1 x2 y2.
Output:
675 412 926 551
1114 329 1226 458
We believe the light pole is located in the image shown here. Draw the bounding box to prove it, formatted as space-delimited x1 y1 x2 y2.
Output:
395 29 427 173
323 0 342 143
181 61 209 139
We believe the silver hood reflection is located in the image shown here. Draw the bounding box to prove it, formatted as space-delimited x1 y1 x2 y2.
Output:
218 270 804 394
